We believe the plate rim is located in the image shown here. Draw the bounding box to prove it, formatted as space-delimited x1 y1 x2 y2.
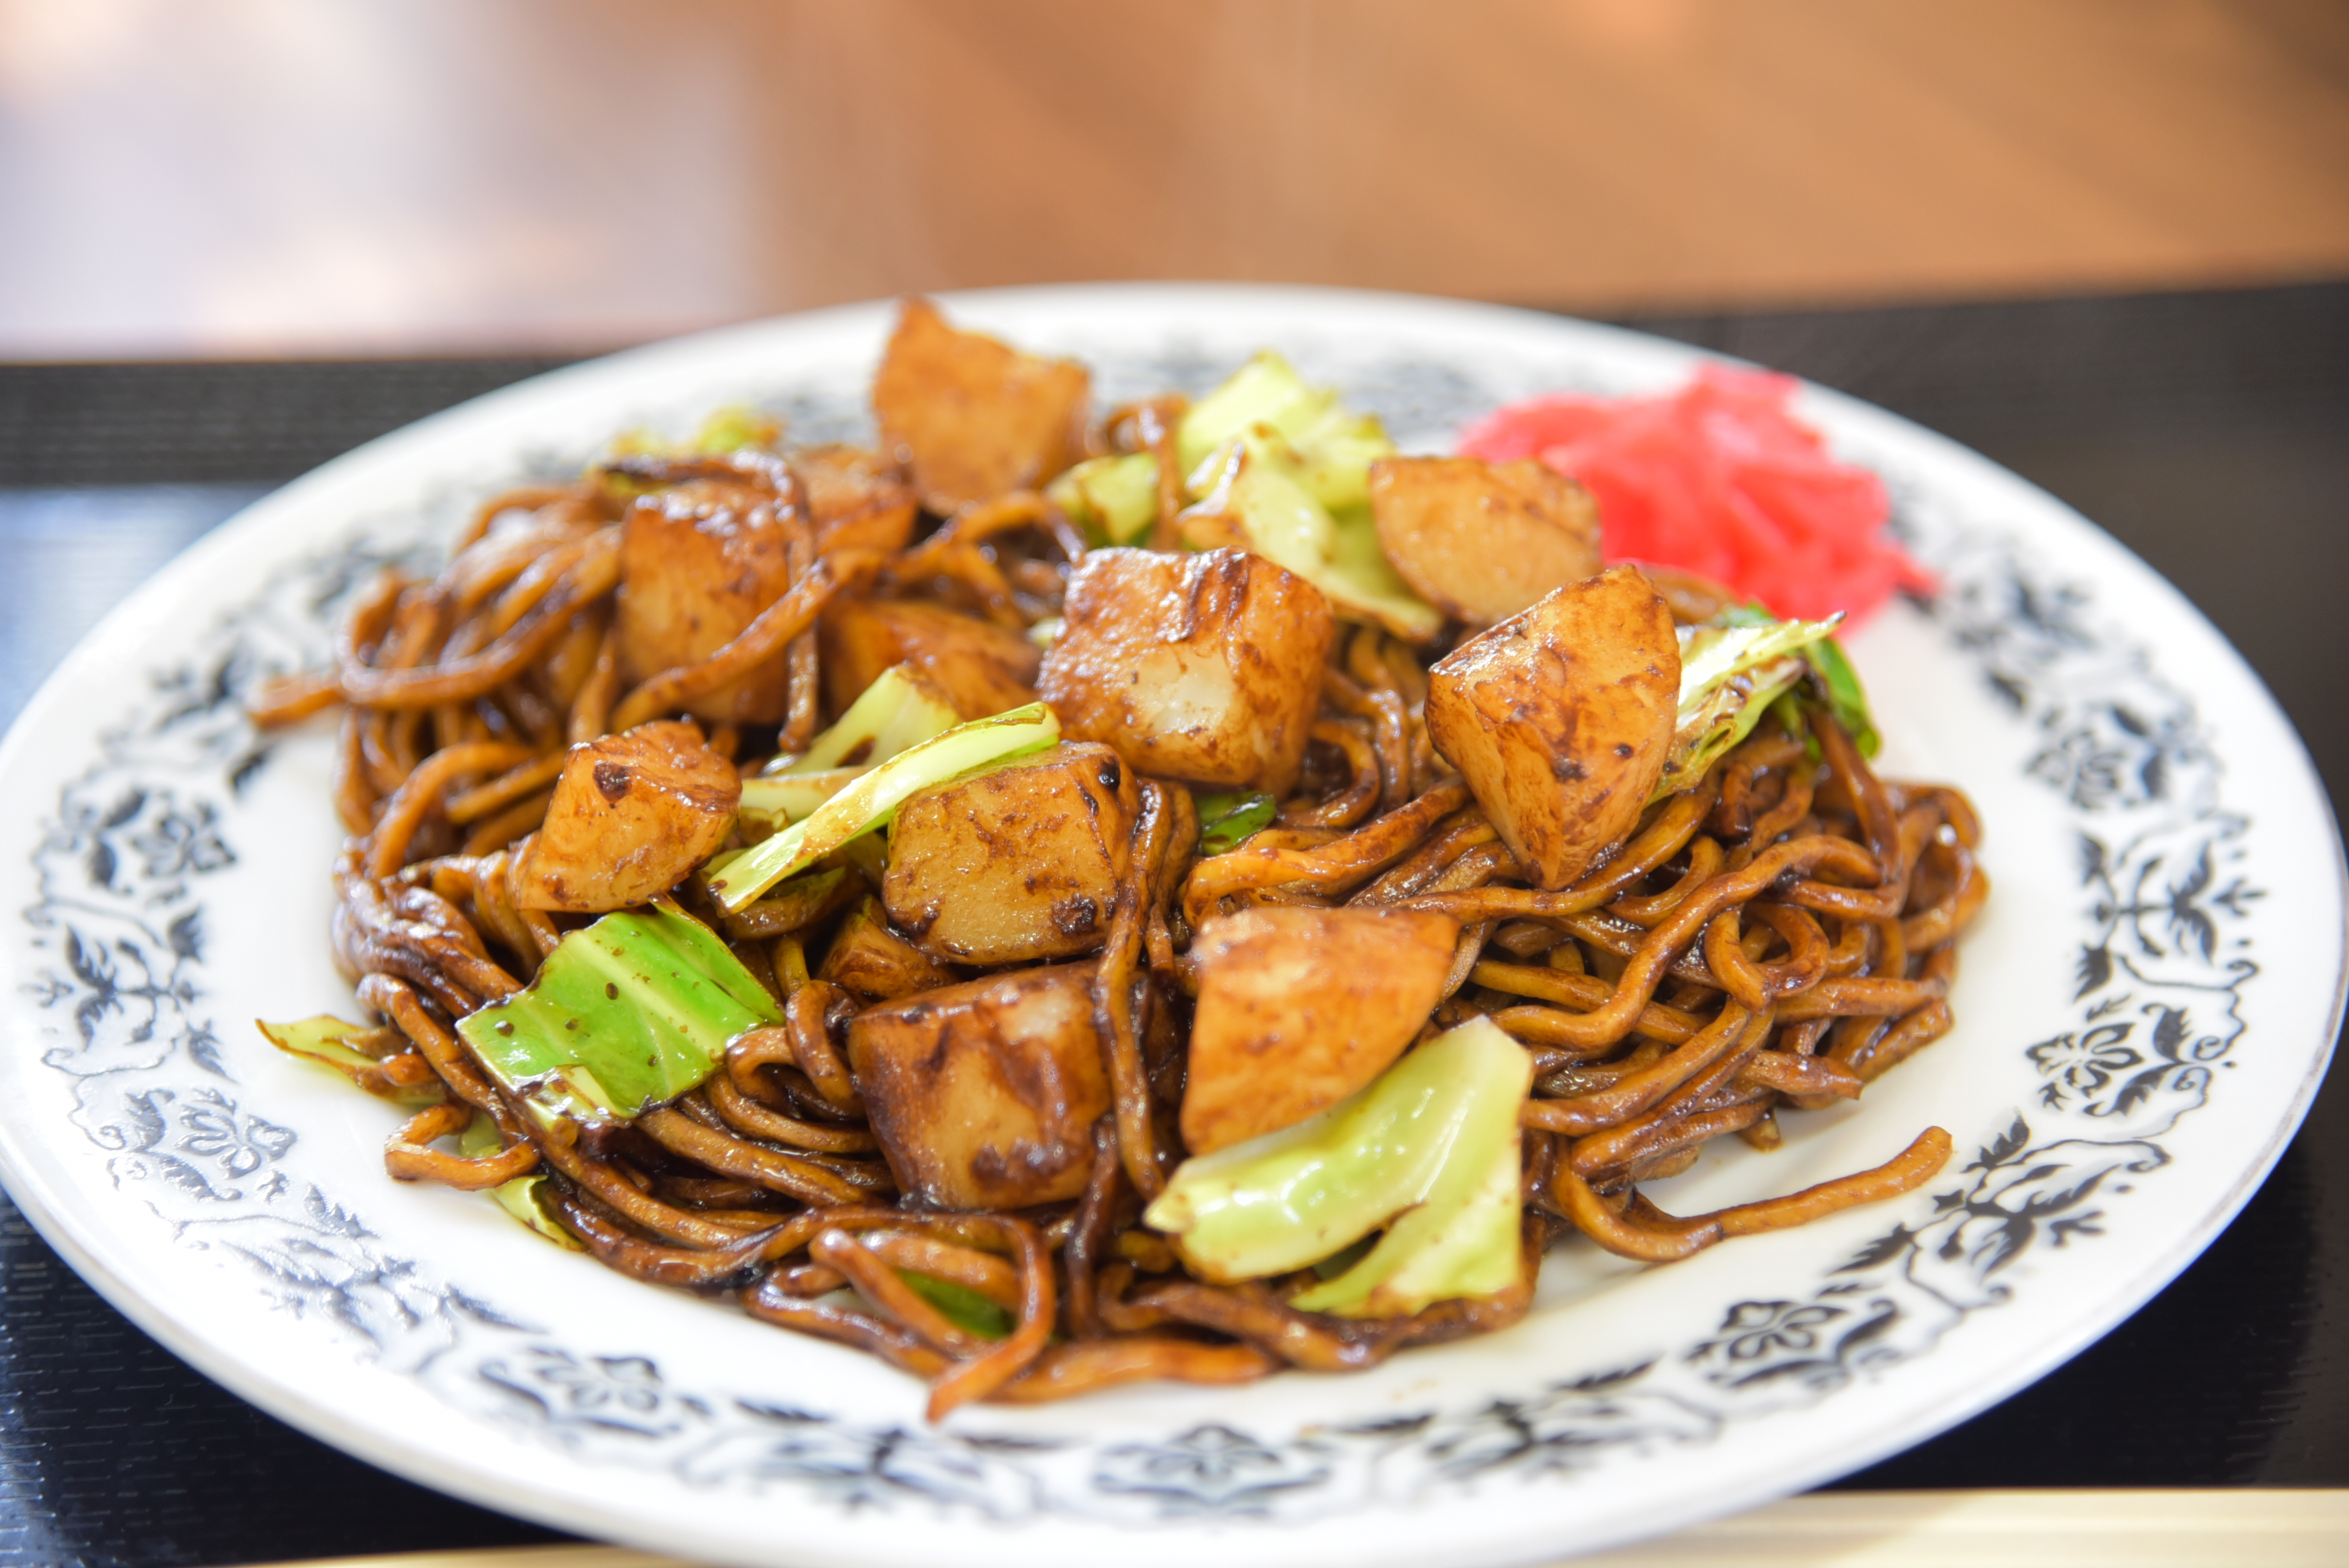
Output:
1 280 2340 1566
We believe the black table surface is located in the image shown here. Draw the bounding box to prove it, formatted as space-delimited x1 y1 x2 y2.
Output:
2 283 2345 1566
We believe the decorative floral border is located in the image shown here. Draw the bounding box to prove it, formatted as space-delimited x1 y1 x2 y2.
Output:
12 348 2260 1524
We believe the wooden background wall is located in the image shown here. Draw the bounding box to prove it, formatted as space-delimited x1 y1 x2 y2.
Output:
2 0 2344 356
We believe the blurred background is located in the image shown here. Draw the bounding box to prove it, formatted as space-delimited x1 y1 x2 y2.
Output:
2 0 2345 357
2 3 2348 1565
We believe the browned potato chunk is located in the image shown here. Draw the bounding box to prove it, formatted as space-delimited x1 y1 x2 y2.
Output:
1038 547 1335 794
794 444 918 558
818 895 966 1003
882 743 1137 965
847 966 1110 1209
518 721 739 911
871 298 1089 514
819 597 1041 722
1180 906 1460 1154
1426 565 1681 890
617 477 797 723
1370 456 1602 627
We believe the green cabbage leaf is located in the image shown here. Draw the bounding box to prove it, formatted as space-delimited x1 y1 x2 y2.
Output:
1046 451 1160 544
458 1112 583 1249
1651 611 1848 802
709 703 1060 911
457 898 781 1128
1143 1017 1531 1318
1182 433 1441 643
1193 789 1279 855
258 1015 446 1106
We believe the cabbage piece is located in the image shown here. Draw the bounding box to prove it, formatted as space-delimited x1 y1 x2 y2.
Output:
1178 350 1317 474
258 1015 445 1106
458 1112 582 1249
901 1273 1014 1339
1802 633 1881 758
1046 451 1160 544
1143 1017 1532 1317
1709 604 1880 757
1279 407 1396 515
743 666 966 825
1679 611 1841 694
1181 436 1442 643
765 664 961 776
457 898 782 1127
1177 351 1394 511
607 404 781 464
1193 789 1278 855
1170 353 1438 640
1288 1120 1522 1317
685 405 782 454
708 703 1060 912
738 768 864 828
1651 612 1845 802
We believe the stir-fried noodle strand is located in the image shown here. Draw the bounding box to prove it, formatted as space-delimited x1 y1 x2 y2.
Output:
252 330 1987 1418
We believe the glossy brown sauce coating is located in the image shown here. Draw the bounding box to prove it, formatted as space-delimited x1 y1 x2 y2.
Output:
255 298 1981 1417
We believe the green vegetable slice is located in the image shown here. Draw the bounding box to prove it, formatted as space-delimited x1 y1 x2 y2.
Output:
604 404 781 474
708 703 1060 912
1167 352 1439 640
765 664 961 776
264 1019 577 1243
1678 613 1841 694
900 1272 1014 1339
1193 789 1278 854
1802 633 1881 758
258 1015 445 1106
1279 407 1395 515
738 768 864 827
684 405 782 455
1325 502 1438 632
1177 350 1320 476
1176 351 1391 508
1144 1016 1532 1315
741 661 971 825
458 898 781 1127
1046 451 1160 544
1182 436 1442 643
458 1112 583 1249
1651 612 1846 802
1706 604 1880 757
1289 1119 1524 1317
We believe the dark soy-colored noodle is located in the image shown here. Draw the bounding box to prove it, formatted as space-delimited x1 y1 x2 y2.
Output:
383 1102 540 1189
1096 782 1174 1198
259 401 1987 1418
993 1335 1277 1402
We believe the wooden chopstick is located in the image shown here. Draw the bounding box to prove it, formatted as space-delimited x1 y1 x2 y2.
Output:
242 1488 2349 1568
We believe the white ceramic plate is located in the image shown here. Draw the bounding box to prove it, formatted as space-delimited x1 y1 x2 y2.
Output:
1 286 2338 1568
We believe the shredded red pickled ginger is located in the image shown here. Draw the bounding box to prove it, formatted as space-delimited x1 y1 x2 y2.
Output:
1457 365 1931 622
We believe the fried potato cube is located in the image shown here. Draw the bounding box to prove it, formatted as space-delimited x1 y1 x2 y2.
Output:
818 894 966 1003
882 742 1138 965
1426 565 1681 889
518 721 740 911
1370 456 1603 627
794 444 918 558
617 477 800 723
847 966 1110 1210
1180 906 1460 1154
1038 547 1335 794
819 597 1042 722
872 298 1090 513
